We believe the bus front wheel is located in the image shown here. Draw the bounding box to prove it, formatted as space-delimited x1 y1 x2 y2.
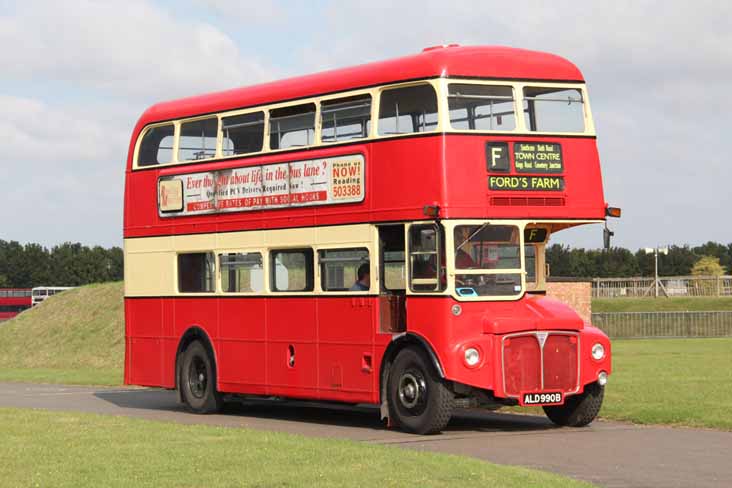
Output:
543 382 604 427
179 340 222 414
387 347 454 435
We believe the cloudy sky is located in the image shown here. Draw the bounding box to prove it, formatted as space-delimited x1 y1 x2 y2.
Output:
1 0 730 250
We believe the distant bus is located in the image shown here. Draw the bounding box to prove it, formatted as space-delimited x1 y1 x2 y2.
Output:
0 288 32 321
31 287 73 306
124 45 615 434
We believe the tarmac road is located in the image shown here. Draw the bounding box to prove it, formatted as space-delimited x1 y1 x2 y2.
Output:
1 382 730 488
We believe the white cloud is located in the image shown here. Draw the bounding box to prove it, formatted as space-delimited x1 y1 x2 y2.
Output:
193 0 287 24
0 0 283 247
0 0 277 101
0 95 129 163
0 95 128 246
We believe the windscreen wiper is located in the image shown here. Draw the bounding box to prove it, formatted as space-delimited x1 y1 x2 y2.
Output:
455 222 490 252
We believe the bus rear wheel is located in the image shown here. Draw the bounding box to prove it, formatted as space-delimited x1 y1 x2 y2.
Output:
387 347 454 435
180 341 222 414
543 382 604 427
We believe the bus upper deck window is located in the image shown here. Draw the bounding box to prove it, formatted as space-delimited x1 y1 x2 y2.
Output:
523 87 585 133
448 84 515 131
178 118 218 161
378 84 438 136
222 112 264 156
269 104 316 150
321 95 372 142
138 124 174 166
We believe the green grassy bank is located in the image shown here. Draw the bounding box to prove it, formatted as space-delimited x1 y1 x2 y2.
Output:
0 282 124 385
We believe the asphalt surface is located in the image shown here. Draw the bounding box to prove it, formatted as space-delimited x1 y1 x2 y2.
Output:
1 383 730 488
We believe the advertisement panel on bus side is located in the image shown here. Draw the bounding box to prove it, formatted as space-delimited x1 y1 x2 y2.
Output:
158 154 364 217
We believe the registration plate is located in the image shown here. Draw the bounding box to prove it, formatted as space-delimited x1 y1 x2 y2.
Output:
520 391 564 406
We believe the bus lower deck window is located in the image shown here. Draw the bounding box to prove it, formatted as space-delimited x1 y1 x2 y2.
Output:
220 252 263 293
318 248 369 291
178 253 215 293
271 249 314 292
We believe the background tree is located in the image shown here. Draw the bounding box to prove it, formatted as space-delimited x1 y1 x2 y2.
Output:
693 241 732 273
691 256 725 276
0 240 123 288
547 242 731 278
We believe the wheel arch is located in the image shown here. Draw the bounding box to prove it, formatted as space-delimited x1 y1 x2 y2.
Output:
175 325 218 403
379 332 445 407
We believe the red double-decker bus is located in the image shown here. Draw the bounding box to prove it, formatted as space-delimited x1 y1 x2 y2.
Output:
0 289 32 321
124 45 616 434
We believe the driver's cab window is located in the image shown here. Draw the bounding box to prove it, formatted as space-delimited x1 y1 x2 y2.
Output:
524 227 549 291
452 224 522 297
408 224 445 292
454 225 520 270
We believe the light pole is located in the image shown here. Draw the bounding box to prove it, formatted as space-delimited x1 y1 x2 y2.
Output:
644 246 669 297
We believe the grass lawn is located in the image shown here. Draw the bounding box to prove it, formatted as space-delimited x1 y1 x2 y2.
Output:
599 338 732 430
0 408 592 488
593 296 732 313
0 367 119 385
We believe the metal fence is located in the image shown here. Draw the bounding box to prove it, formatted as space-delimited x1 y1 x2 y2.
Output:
591 311 732 339
592 276 732 298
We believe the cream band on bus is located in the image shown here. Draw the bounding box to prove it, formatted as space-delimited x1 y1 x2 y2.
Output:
124 219 600 302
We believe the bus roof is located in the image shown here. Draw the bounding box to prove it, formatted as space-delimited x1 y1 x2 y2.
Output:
136 45 583 128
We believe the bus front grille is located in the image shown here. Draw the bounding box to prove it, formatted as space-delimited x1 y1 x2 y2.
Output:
502 332 579 397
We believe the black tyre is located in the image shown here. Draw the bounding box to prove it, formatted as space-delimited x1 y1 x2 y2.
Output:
179 341 222 414
387 347 454 435
543 382 604 427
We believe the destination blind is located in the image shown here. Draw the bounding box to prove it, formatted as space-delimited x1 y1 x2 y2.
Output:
513 142 563 173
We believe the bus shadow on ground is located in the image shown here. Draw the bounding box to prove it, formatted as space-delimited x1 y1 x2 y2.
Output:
94 388 556 434
94 388 185 412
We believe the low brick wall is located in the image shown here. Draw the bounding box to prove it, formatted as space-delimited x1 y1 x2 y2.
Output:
546 281 592 323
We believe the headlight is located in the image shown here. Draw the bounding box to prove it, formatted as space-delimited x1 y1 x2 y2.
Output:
598 371 608 386
464 347 480 367
591 343 606 361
